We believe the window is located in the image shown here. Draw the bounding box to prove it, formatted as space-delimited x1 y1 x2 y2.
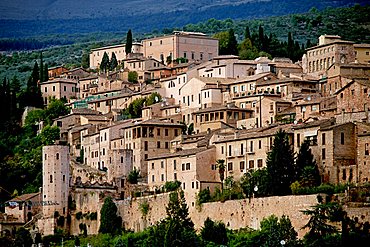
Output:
228 162 233 171
174 173 177 180
53 86 55 92
186 163 190 170
322 148 326 160
50 175 53 183
165 129 169 136
192 181 194 189
161 174 164 181
342 169 346 181
45 87 47 92
341 132 344 145
63 175 65 182
240 161 245 171
297 134 301 147
257 159 263 167
249 160 254 169
322 133 326 145
64 86 66 91
144 141 148 151
161 161 164 169
228 145 232 156
152 163 154 169
157 141 161 148
182 163 185 171
249 141 254 152
165 142 169 149
157 129 160 136
259 140 262 149
174 160 177 170
183 52 187 58
56 153 59 160
365 143 369 155
221 146 224 154
152 175 155 182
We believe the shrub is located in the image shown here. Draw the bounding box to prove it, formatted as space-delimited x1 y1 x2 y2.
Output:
164 180 181 192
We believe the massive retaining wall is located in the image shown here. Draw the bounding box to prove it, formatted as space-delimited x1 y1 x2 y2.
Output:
118 193 319 238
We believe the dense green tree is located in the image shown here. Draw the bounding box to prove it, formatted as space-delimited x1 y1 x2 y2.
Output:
238 38 259 60
110 52 118 71
217 159 225 191
245 26 251 40
125 29 133 55
14 227 33 247
259 215 298 247
39 125 60 145
43 63 49 82
127 167 140 184
240 168 269 198
146 92 162 106
296 140 321 187
39 52 44 82
227 28 238 55
43 98 70 125
303 202 345 245
99 197 122 235
100 52 110 73
128 71 138 83
266 129 296 196
22 61 44 108
81 52 90 69
201 217 228 245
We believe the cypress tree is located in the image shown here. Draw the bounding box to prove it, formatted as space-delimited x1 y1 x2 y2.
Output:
44 63 49 82
39 52 44 82
296 140 321 187
125 29 133 55
245 26 251 40
100 52 110 73
99 197 121 235
266 129 296 196
227 28 238 55
110 52 118 71
258 25 265 50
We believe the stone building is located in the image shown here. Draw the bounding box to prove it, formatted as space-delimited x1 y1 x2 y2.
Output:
142 31 219 63
302 35 356 77
41 144 70 235
89 43 142 69
39 78 78 105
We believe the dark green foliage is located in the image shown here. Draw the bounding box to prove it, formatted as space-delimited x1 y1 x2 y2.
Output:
303 201 345 245
100 52 110 73
14 227 33 247
296 140 321 187
196 188 212 205
266 129 296 196
125 29 133 55
146 92 161 106
110 52 118 71
81 52 90 69
21 61 44 108
164 180 181 192
259 215 299 247
240 168 270 198
43 63 49 81
99 197 122 235
39 52 44 82
75 236 80 247
201 217 228 245
227 29 238 55
128 71 138 83
127 167 140 184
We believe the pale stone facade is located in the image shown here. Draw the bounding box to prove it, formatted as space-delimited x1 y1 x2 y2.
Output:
142 31 218 63
40 79 78 105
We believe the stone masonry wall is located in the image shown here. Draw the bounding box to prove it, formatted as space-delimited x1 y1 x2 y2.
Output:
118 193 319 238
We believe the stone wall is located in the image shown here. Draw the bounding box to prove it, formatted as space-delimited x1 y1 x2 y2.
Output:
118 193 319 238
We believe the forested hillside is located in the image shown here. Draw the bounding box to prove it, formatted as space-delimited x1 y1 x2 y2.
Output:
0 5 369 85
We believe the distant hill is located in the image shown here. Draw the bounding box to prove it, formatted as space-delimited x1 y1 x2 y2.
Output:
0 0 368 38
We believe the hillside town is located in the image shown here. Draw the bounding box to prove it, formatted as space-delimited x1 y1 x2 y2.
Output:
1 31 370 240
